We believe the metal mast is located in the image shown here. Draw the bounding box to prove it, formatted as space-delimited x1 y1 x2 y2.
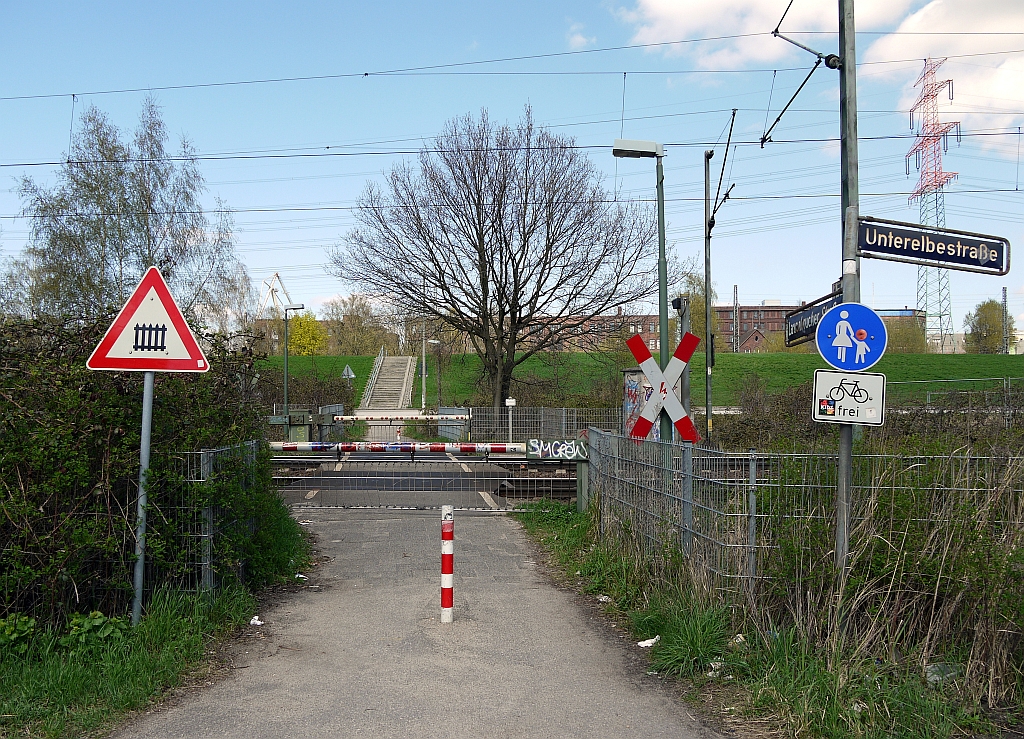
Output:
907 58 958 353
732 285 740 352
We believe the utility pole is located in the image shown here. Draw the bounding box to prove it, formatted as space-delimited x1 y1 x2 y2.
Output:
421 278 427 412
704 150 714 440
836 0 860 572
1003 286 1010 354
732 285 740 352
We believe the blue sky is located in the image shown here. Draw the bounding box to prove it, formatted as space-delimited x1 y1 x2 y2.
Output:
2 1 1023 331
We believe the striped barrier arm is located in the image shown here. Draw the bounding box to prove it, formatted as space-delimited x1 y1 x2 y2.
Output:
270 441 526 454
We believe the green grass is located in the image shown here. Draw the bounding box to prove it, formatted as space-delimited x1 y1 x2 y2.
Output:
259 355 375 405
512 500 994 739
0 587 255 739
262 351 1024 408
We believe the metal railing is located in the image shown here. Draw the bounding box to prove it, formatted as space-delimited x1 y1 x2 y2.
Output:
360 345 388 409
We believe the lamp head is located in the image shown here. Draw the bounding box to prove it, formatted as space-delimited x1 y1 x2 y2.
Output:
612 139 664 159
284 303 304 312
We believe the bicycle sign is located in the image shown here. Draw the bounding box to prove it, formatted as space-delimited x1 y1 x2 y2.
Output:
812 369 886 426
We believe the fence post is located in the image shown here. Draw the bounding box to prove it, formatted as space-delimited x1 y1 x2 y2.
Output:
576 458 589 514
748 448 757 584
201 506 214 591
200 449 215 591
681 441 693 554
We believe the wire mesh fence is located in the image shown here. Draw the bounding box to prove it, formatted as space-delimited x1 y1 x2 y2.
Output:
586 429 1024 594
467 406 621 442
275 456 576 510
148 441 261 593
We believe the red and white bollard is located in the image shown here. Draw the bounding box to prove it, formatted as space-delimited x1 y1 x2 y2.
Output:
441 505 454 623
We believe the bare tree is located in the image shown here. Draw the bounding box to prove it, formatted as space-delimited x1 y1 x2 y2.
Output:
13 99 242 319
320 294 400 355
329 107 659 407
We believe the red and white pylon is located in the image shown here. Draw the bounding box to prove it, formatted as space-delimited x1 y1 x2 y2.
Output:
441 505 454 623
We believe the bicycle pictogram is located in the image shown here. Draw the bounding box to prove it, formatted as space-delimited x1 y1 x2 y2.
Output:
828 378 870 403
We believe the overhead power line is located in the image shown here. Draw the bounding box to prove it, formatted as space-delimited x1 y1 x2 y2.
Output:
2 187 1018 220
5 129 1023 169
1 40 1021 101
0 33 768 102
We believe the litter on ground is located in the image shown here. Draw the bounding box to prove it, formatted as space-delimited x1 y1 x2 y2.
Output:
249 616 264 626
637 635 661 648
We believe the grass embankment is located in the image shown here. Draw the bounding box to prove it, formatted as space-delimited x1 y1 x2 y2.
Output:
266 352 1023 408
513 501 997 739
0 588 255 738
260 355 375 407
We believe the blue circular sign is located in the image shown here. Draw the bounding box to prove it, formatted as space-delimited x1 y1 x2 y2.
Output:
815 302 887 371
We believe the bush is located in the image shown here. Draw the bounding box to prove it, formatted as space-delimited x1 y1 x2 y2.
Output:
0 316 302 627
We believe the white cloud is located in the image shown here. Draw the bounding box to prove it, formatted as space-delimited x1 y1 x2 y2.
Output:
621 0 921 68
619 0 1024 153
862 1 1024 142
567 22 596 50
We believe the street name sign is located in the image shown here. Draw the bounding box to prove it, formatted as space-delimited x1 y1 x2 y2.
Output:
87 267 209 372
813 369 886 426
815 302 887 372
625 332 701 443
785 289 842 347
858 216 1010 275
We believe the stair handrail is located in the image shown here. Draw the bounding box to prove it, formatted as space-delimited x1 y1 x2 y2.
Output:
361 345 387 408
404 356 415 408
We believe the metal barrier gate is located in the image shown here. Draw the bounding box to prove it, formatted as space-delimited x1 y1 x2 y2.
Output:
275 453 576 511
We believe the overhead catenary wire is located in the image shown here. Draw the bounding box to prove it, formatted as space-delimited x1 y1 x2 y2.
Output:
6 128 1024 170
3 187 1019 221
1 45 1022 102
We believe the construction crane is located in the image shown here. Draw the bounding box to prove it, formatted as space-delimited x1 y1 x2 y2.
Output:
255 272 296 320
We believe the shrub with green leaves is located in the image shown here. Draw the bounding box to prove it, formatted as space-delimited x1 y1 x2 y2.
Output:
0 614 37 656
58 611 127 652
0 316 305 628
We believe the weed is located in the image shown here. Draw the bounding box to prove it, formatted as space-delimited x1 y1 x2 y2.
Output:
0 586 254 739
513 499 1001 739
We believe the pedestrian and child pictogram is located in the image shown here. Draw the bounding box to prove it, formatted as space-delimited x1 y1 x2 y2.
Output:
87 267 209 372
814 302 887 372
625 332 702 443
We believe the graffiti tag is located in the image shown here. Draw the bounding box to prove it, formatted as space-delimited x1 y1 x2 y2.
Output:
526 439 589 461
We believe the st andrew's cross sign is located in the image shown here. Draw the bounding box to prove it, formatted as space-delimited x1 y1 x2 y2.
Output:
626 332 702 443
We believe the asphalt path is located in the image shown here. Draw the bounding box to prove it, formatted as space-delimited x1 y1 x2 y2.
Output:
111 508 721 739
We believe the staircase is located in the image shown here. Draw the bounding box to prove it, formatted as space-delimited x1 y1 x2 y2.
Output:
360 356 416 410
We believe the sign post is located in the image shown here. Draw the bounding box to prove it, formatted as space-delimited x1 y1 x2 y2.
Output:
814 297 888 573
87 267 210 626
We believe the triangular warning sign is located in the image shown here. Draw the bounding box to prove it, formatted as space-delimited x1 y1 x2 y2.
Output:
87 267 209 372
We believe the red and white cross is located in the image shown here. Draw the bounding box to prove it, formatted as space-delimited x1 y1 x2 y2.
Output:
626 332 702 443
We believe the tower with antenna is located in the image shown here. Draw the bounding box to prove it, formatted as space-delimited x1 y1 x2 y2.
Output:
907 58 960 353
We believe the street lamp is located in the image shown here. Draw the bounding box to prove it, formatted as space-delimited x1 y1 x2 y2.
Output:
283 303 304 416
613 139 670 445
427 339 442 408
